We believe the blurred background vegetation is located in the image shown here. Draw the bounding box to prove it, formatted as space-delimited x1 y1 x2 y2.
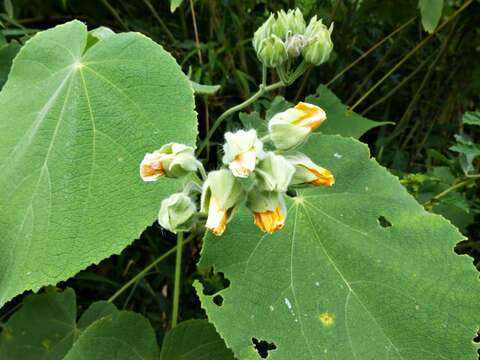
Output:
0 0 479 349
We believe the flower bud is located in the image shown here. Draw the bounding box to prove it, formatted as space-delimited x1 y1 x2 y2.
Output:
257 34 288 68
268 102 326 150
255 152 295 193
222 129 265 178
201 169 244 236
140 143 200 181
158 193 197 233
253 14 275 54
274 9 306 40
286 153 335 187
302 17 333 65
247 191 287 234
285 34 306 58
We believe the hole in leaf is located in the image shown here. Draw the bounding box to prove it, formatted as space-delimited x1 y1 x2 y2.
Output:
212 294 223 306
377 216 392 228
252 337 277 358
198 267 230 295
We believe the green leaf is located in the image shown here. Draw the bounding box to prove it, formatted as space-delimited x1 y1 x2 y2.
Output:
190 80 221 95
0 288 159 360
195 134 480 359
418 0 444 33
0 21 197 307
306 85 392 138
463 111 480 126
170 0 184 12
3 0 13 19
0 288 78 359
63 312 159 360
160 319 235 360
0 41 20 89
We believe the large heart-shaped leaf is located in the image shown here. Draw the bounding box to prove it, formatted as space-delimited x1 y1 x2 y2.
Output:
0 20 197 307
160 319 235 360
0 288 158 359
195 134 480 359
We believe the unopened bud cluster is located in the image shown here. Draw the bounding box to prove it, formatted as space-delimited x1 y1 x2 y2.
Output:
140 102 334 236
253 8 333 67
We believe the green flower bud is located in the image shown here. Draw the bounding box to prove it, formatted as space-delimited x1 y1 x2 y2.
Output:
222 129 265 178
253 14 275 53
274 9 306 40
302 17 333 65
268 102 326 150
255 152 295 193
158 192 197 233
201 169 244 235
257 34 288 68
285 34 306 58
285 153 335 187
247 191 287 234
140 143 200 181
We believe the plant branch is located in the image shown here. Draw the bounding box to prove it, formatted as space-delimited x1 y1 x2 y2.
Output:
107 234 194 304
171 232 184 328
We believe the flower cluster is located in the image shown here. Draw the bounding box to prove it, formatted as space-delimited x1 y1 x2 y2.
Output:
140 102 334 236
253 8 333 68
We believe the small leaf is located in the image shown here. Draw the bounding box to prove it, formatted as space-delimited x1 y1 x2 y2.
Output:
0 288 159 360
0 21 197 307
190 80 221 95
170 0 184 12
418 0 444 33
160 319 235 360
0 288 77 359
463 111 480 126
3 0 13 19
195 134 480 359
305 85 392 138
63 312 159 360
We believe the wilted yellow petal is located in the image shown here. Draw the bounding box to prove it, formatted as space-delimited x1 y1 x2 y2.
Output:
254 207 285 234
206 196 227 236
293 102 326 130
307 166 335 187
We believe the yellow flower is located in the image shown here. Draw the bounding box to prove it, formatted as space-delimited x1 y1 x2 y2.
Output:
286 153 334 187
201 169 244 236
140 143 200 181
247 191 287 234
292 102 326 130
268 102 326 150
140 152 166 182
253 207 286 234
223 129 264 178
205 196 227 236
308 166 335 187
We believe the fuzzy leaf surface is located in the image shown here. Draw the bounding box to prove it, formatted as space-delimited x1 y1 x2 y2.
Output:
195 134 479 359
160 319 235 360
0 20 197 306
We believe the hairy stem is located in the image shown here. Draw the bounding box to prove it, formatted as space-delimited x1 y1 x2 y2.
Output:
171 231 184 328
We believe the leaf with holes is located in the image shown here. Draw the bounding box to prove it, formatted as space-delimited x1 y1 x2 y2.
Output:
195 134 480 359
0 20 197 307
0 288 157 360
160 319 235 360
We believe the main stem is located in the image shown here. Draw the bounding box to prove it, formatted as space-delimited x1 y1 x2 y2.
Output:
171 231 184 328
